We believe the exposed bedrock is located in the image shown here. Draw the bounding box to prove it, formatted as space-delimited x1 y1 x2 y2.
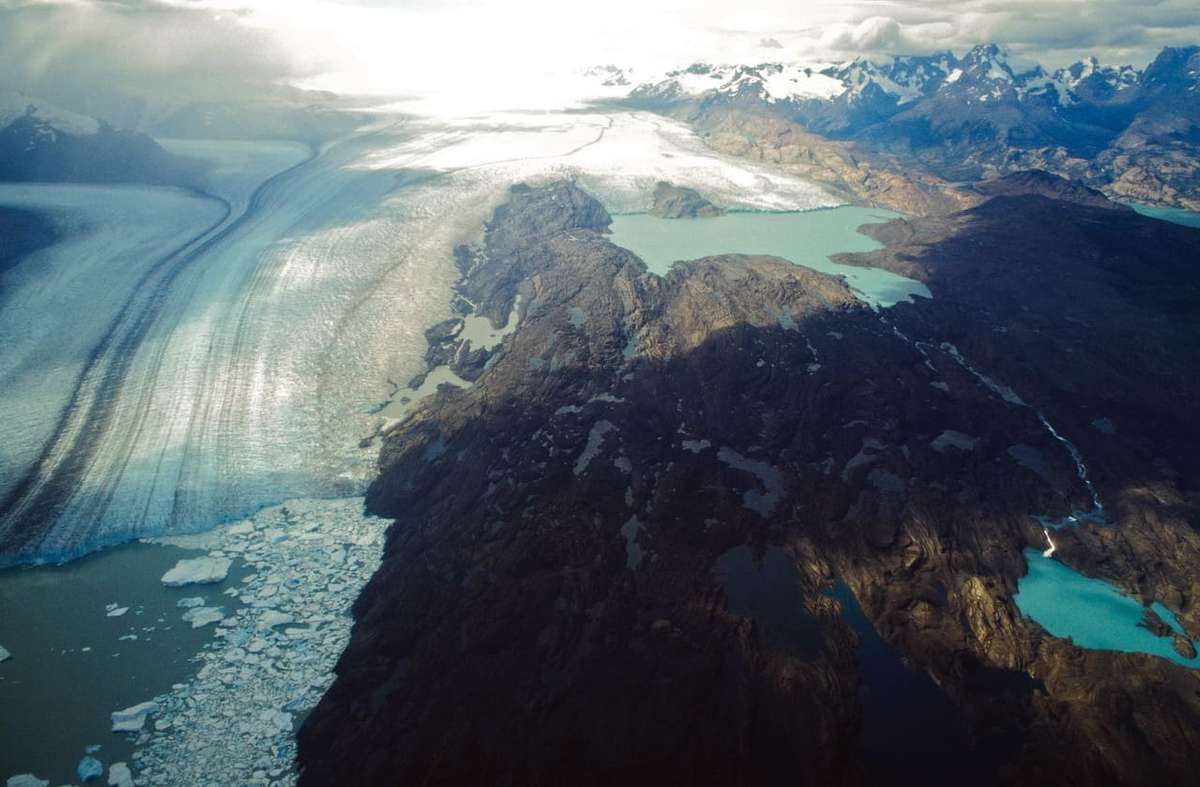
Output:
299 179 1200 786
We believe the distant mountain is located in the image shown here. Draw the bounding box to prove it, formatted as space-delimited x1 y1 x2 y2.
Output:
617 44 1200 209
0 91 202 187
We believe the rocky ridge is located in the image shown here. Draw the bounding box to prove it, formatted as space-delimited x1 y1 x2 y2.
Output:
649 180 725 218
621 44 1200 211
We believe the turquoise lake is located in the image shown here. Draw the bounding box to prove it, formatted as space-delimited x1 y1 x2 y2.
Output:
607 207 931 309
1130 203 1200 229
1014 548 1197 669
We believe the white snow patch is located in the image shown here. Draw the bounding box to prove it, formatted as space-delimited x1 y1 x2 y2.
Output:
574 421 617 475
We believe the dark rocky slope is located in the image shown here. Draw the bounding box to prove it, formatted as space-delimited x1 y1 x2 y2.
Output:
650 180 724 218
299 179 1200 786
0 111 203 187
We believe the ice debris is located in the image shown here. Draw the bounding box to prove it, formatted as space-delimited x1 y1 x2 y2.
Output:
111 701 157 732
160 556 232 587
129 497 386 786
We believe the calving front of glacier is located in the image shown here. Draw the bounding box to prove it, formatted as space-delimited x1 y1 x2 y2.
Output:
0 109 841 565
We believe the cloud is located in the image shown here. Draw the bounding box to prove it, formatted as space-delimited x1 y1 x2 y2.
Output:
2 0 1199 113
793 0 1200 66
0 0 320 113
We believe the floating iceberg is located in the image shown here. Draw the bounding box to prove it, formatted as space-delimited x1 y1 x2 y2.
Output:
258 610 294 629
0 644 10 662
161 557 232 587
6 775 49 787
111 701 158 732
105 607 129 617
107 763 133 787
181 607 224 629
76 756 103 782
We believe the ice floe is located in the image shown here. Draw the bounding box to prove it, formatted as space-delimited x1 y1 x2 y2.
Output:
111 702 158 733
180 607 225 629
107 762 133 787
160 557 232 587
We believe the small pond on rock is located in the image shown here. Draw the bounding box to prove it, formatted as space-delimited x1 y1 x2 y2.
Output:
715 545 822 657
607 207 930 309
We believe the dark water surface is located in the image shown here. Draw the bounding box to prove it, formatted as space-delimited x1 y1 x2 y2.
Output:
0 541 247 784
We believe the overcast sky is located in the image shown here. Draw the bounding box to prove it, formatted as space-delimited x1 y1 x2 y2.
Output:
2 0 1199 105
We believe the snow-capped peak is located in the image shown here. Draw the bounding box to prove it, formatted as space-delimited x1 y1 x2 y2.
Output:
630 61 847 104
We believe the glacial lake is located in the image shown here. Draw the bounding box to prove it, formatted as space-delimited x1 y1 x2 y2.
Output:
1130 203 1200 229
0 542 248 784
827 582 1011 786
1014 548 1198 669
607 207 931 309
715 546 822 657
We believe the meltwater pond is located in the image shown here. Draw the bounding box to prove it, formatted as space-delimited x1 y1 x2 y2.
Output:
1014 548 1198 668
607 207 930 309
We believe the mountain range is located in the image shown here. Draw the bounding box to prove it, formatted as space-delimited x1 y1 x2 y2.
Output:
616 44 1200 209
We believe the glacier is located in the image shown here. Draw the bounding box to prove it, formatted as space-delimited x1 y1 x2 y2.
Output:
0 108 839 565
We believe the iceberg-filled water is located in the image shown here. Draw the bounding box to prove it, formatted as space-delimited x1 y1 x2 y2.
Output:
0 110 840 565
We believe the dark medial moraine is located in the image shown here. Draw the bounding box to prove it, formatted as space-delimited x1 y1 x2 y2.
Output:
298 178 1200 786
